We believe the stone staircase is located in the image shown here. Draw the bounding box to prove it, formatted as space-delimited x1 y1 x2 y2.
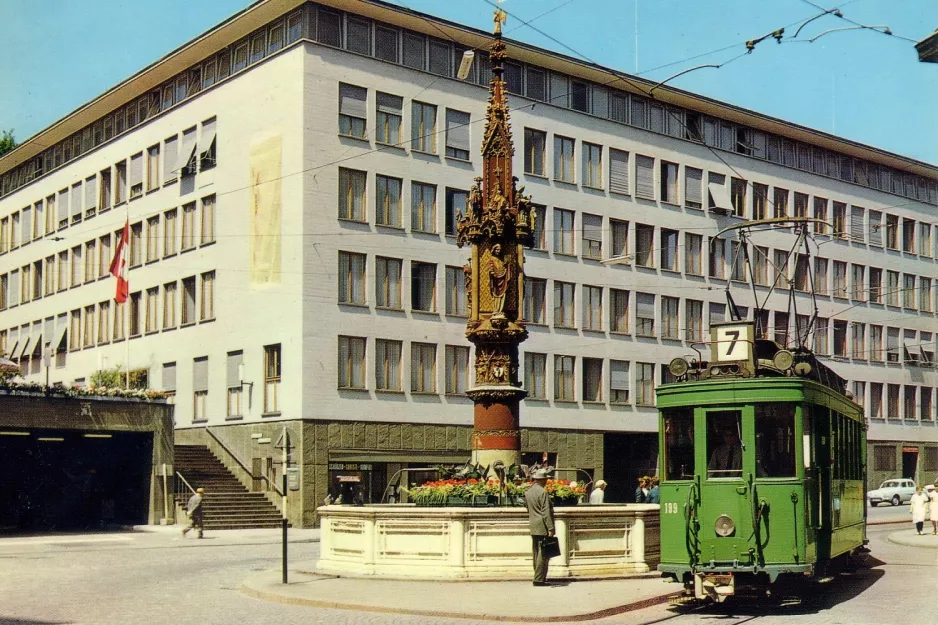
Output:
174 444 285 530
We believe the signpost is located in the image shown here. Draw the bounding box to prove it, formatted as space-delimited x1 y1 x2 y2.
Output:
275 427 290 584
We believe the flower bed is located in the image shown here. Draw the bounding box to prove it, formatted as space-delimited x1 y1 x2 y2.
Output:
404 478 586 506
0 381 168 401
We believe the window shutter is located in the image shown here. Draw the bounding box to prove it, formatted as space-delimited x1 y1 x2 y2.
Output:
591 85 608 118
709 303 726 323
198 119 216 159
610 361 629 390
850 207 865 243
129 153 143 188
635 155 654 199
85 177 97 209
339 84 367 119
70 184 82 218
51 316 68 351
226 351 243 388
582 214 602 242
869 210 882 246
609 149 629 195
549 72 568 108
707 175 732 211
162 362 177 392
685 168 702 205
164 136 178 179
179 129 197 174
376 92 402 115
445 110 470 152
636 293 655 319
193 357 208 392
58 190 68 222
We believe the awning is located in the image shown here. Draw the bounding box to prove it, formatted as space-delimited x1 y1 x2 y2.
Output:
28 329 43 357
197 126 216 160
708 181 733 212
176 134 197 174
11 335 29 360
6 337 21 360
904 340 921 361
51 322 68 352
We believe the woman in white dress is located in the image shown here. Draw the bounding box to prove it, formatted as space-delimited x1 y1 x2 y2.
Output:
910 486 928 535
930 483 938 535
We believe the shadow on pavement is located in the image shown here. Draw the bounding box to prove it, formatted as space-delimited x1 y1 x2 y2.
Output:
1 618 71 625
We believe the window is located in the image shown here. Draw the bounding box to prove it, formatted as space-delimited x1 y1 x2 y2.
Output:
374 175 403 228
338 168 366 221
792 192 808 219
683 233 702 276
317 9 342 46
850 206 865 243
755 405 796 478
886 271 900 306
582 142 602 188
902 218 916 253
921 223 933 257
832 261 847 298
376 92 402 145
128 153 143 199
636 362 654 406
338 336 366 389
814 257 828 295
163 209 177 257
922 388 934 421
198 271 215 322
607 288 630 333
793 255 809 290
164 135 178 183
921 278 933 312
147 145 160 191
445 345 469 395
193 357 209 421
553 281 575 328
634 155 654 200
525 352 547 399
553 136 574 183
338 251 366 305
608 219 629 261
661 296 680 339
583 285 603 331
162 281 177 330
179 203 196 252
851 322 866 359
444 188 467 237
45 195 56 232
570 80 589 112
553 208 575 255
774 311 789 347
707 173 730 212
57 251 67 292
750 246 767 286
83 241 95 283
182 277 196 325
867 267 882 303
524 129 546 176
582 358 603 402
376 257 402 309
375 339 402 391
886 327 900 363
199 195 215 245
730 178 746 218
411 262 436 312
832 202 846 238
709 238 726 279
411 182 436 233
145 287 159 334
199 118 216 171
70 246 81 287
887 384 900 419
263 344 281 413
375 26 399 63
903 274 916 309
660 161 678 203
445 266 467 316
146 216 159 263
554 355 575 401
608 148 630 196
660 229 678 271
685 299 703 342
411 342 436 393
582 213 602 259
635 224 654 267
524 277 547 324
444 109 470 160
346 17 372 55
411 102 437 153
870 384 883 419
813 197 828 235
885 214 898 250
851 264 865 301
339 83 368 139
636 292 655 336
870 325 883 361
531 204 546 249
773 187 788 219
752 183 767 220
402 32 425 69
226 351 243 418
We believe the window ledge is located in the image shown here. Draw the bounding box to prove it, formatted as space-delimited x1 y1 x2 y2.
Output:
199 317 215 324
445 313 469 320
661 268 681 276
660 201 680 208
685 205 703 211
338 217 369 225
200 240 216 248
225 416 244 421
553 252 576 259
445 156 472 165
636 333 656 339
375 306 404 312
145 330 159 336
163 179 178 187
337 386 368 392
339 301 369 309
552 178 577 187
583 254 604 263
524 172 548 180
180 322 196 329
376 142 406 152
610 401 632 406
411 309 439 317
192 419 209 424
164 253 177 260
411 229 439 236
261 412 282 418
635 194 655 202
375 389 405 395
338 133 369 143
553 324 576 330
582 400 604 405
410 391 439 396
554 399 578 405
376 223 405 231
411 149 439 157
180 246 196 255
524 397 549 403
583 185 604 192
444 393 469 398
610 330 631 336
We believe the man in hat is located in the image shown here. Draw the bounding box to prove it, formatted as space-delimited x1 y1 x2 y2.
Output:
181 488 205 538
589 480 607 504
524 469 555 586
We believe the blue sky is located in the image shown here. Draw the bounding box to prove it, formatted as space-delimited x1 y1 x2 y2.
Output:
2 0 936 163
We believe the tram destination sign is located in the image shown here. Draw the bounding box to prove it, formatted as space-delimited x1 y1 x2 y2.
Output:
710 322 754 365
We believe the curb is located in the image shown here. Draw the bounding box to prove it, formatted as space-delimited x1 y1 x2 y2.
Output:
241 570 681 622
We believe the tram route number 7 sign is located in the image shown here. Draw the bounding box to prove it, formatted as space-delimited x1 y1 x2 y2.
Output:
712 323 754 363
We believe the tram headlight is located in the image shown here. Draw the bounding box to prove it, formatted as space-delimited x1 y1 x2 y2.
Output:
714 514 735 537
772 349 794 371
668 358 689 378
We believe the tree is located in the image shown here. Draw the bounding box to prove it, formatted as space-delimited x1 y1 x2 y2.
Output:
0 129 14 157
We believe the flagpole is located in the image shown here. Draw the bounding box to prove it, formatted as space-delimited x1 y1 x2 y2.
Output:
125 203 130 390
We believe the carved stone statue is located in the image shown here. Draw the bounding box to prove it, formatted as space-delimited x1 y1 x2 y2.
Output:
463 261 472 317
488 244 509 315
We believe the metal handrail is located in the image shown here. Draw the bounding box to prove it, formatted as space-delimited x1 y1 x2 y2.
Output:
176 470 196 495
205 427 284 496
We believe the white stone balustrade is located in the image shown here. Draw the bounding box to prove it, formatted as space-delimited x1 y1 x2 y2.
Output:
316 504 660 579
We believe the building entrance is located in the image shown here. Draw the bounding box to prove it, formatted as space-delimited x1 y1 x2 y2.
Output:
902 447 919 481
0 429 154 532
603 433 658 504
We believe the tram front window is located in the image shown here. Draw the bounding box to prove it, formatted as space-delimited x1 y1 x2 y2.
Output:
707 411 742 479
755 404 796 478
663 409 694 480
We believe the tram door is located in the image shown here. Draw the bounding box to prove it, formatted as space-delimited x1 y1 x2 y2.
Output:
814 406 832 563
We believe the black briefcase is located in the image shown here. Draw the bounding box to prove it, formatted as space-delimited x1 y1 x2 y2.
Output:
541 536 561 559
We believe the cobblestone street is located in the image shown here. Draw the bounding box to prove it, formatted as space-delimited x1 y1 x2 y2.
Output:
0 523 936 625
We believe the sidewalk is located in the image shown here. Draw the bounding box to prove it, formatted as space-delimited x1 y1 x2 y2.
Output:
133 524 320 545
887 528 938 548
242 564 680 622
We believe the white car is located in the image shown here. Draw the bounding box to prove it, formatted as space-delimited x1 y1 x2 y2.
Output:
867 479 916 506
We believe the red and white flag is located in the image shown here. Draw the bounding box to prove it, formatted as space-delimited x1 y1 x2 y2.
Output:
109 220 130 304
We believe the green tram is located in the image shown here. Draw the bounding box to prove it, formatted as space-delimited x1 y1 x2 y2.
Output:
657 321 867 602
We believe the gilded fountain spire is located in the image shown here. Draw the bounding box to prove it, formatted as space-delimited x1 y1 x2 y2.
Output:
456 9 536 468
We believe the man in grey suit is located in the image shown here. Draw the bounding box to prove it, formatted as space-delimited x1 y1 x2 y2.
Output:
524 469 555 586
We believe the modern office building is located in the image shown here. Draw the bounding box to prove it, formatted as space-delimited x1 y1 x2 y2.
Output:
1 0 937 524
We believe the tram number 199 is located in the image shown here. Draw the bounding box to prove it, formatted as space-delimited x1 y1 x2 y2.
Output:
662 502 679 514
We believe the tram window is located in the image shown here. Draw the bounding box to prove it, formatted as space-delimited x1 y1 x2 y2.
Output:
707 410 743 479
663 409 695 480
755 404 796 478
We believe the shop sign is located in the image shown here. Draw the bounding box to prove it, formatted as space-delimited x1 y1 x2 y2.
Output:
902 446 919 453
328 463 373 471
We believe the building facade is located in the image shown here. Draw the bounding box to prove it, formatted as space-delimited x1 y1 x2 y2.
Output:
1 0 937 524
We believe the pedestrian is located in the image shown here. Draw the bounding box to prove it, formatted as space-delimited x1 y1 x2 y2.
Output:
634 477 647 503
524 469 555 586
589 480 607 504
910 485 927 535
181 487 205 538
930 483 938 535
647 477 660 504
